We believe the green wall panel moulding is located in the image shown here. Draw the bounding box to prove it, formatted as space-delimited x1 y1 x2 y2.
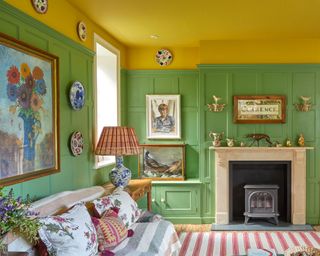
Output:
0 1 111 199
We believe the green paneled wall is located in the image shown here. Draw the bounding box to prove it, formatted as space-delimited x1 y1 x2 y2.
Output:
125 70 200 180
126 65 320 224
199 64 320 224
0 2 111 199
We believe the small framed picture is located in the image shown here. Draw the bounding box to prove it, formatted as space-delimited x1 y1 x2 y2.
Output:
146 94 181 139
138 144 185 180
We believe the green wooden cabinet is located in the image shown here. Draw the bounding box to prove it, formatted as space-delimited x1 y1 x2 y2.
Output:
151 181 202 224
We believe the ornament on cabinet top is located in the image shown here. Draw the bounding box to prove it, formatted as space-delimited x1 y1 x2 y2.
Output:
31 0 48 14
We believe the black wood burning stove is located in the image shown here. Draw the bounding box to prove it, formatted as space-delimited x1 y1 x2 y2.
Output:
244 184 279 225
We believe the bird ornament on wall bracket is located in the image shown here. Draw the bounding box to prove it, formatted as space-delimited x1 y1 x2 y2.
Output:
294 96 313 112
207 95 226 112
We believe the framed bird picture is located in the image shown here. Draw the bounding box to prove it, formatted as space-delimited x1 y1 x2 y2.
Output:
138 144 185 180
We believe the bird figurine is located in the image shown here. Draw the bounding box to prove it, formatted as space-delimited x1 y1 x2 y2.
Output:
212 95 221 104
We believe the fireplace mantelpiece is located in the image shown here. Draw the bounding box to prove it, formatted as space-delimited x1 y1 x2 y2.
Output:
210 147 313 225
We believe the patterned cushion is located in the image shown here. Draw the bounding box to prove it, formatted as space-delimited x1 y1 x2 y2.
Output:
93 189 141 228
38 203 98 256
92 209 133 252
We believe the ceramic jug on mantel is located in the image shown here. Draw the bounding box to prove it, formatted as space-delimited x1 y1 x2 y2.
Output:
209 131 224 147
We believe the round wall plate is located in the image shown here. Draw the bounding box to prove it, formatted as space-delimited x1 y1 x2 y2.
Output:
70 131 84 156
155 49 173 66
77 21 87 41
31 0 48 14
69 81 85 110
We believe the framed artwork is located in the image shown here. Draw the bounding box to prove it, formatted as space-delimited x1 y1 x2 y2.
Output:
146 94 181 139
138 144 185 180
233 95 286 124
0 32 60 185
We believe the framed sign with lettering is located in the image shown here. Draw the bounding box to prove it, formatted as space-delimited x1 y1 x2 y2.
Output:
233 95 286 124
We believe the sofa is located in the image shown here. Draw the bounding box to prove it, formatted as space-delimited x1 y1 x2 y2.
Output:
7 185 181 255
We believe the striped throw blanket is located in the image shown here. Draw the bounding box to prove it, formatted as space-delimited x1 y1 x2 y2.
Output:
111 220 181 256
179 231 320 256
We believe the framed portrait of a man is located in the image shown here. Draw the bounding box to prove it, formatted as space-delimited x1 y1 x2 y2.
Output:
146 95 181 139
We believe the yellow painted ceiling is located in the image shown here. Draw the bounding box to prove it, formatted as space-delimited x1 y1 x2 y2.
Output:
67 0 320 47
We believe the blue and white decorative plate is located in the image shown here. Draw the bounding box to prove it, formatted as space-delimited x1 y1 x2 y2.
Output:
69 81 85 110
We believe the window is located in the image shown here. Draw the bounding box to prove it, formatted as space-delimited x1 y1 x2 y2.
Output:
94 34 120 168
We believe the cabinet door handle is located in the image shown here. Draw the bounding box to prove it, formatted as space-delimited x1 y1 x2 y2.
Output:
160 198 165 203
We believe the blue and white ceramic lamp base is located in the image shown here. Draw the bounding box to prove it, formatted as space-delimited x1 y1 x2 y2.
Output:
109 156 132 188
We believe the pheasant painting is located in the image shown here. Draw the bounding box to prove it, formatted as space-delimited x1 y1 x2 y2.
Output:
141 146 184 180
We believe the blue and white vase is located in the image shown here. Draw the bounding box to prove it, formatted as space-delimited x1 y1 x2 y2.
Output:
109 156 131 188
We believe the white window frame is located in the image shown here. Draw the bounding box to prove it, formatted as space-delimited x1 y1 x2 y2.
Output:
93 33 120 168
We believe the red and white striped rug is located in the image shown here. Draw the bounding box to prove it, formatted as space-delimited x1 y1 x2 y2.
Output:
178 231 320 255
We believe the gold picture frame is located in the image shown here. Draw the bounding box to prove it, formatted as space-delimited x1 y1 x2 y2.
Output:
0 32 60 185
233 95 286 124
138 144 185 180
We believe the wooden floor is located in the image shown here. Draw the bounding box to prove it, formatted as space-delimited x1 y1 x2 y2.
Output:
174 224 212 232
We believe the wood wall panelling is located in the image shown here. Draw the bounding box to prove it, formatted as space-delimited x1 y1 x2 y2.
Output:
199 65 320 223
126 71 200 181
0 3 110 198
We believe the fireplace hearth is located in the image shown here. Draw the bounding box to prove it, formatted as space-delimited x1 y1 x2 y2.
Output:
244 184 279 225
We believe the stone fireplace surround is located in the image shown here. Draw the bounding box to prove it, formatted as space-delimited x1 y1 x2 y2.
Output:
210 147 312 225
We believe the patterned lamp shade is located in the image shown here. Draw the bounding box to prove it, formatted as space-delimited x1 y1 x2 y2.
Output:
95 126 140 156
95 127 140 187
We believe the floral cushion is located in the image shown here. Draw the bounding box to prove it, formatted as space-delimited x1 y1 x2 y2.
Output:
92 209 133 253
93 189 141 228
38 203 98 256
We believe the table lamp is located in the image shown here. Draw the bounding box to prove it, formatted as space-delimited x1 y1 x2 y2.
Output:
95 126 140 188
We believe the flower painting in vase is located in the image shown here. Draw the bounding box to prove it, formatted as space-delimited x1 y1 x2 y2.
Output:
0 33 60 185
6 64 47 172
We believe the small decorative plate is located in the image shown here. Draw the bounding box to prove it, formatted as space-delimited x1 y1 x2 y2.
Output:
77 21 87 41
69 81 85 110
70 131 84 156
155 49 173 66
31 0 48 14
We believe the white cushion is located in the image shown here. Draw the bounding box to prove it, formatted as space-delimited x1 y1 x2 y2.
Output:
38 203 98 256
31 186 105 217
93 188 141 228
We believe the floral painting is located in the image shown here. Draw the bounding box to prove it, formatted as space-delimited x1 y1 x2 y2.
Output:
0 33 59 185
